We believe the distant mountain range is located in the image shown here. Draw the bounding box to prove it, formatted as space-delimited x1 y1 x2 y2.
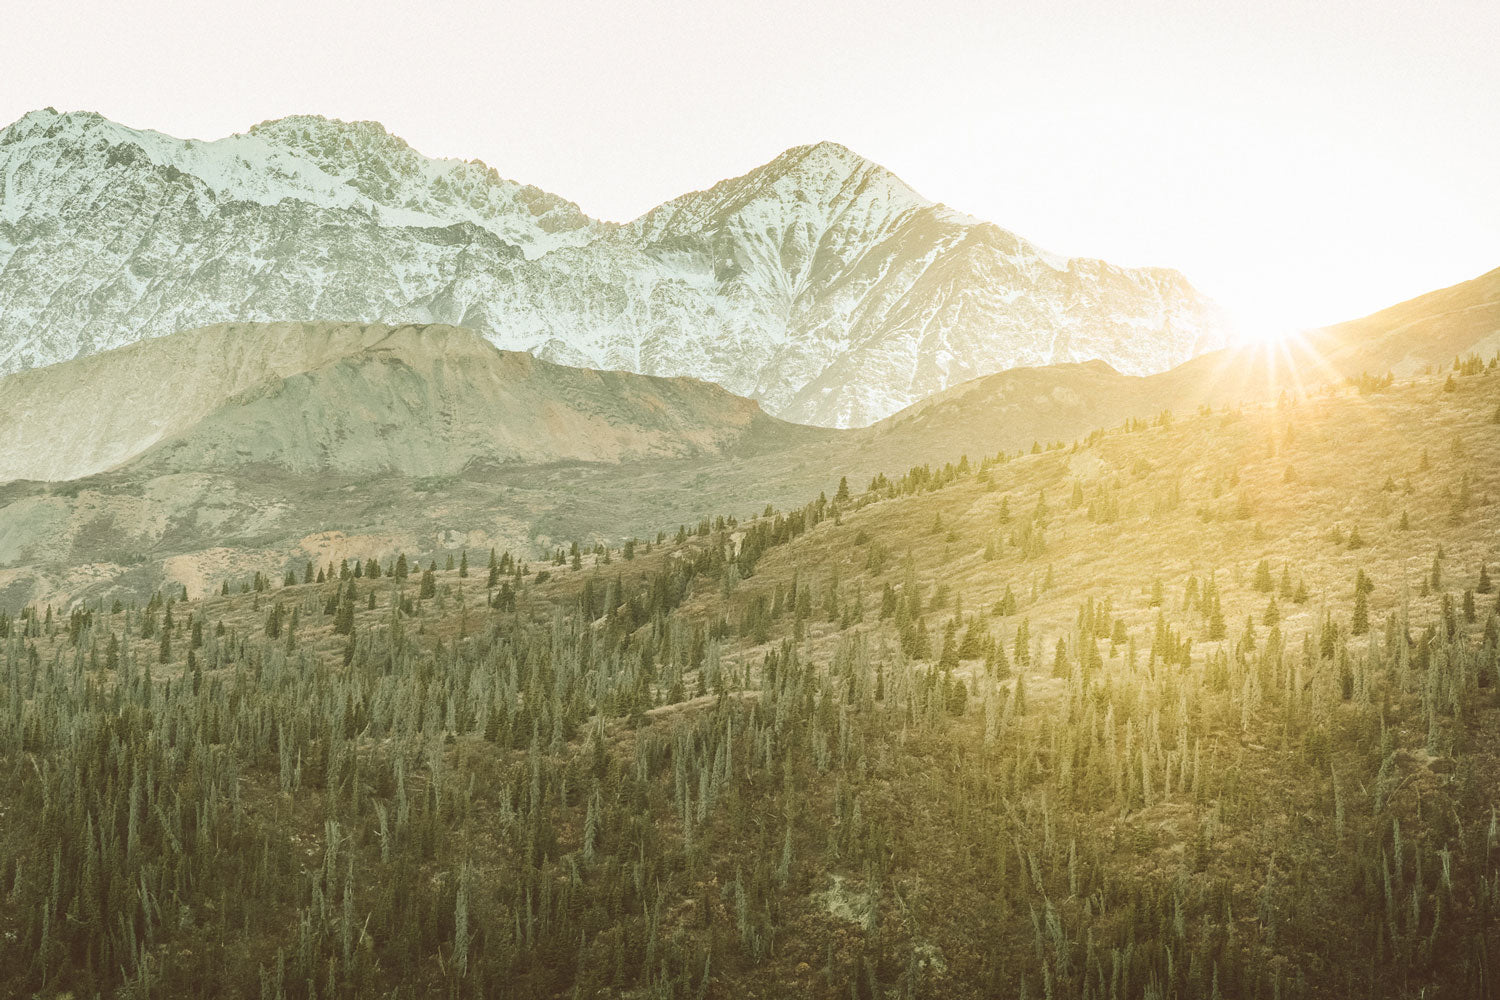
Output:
0 109 1230 425
0 262 1493 608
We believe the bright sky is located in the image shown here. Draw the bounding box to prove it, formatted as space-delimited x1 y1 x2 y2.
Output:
4 0 1496 337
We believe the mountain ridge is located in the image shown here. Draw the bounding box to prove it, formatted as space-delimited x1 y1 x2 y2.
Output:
0 321 815 483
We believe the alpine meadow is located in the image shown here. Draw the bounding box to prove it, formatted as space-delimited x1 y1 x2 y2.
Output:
1 3 1499 997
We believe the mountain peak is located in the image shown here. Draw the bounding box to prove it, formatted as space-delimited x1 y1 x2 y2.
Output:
247 113 393 137
244 113 415 163
630 138 931 243
0 107 108 143
777 138 875 167
759 139 931 210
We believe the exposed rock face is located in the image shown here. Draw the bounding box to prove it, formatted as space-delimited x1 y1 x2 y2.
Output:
0 110 1230 426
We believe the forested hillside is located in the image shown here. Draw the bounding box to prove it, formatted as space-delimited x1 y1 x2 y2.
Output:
1 360 1497 998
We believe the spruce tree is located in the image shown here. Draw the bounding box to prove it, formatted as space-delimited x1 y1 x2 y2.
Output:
1207 593 1227 640
333 591 355 636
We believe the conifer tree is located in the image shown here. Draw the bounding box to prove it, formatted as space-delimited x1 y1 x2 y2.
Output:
1207 592 1227 640
333 590 356 635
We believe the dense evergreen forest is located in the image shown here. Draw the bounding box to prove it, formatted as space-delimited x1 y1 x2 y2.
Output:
2 362 1498 998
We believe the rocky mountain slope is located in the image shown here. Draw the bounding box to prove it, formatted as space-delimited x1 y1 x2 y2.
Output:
0 109 1229 425
0 321 817 483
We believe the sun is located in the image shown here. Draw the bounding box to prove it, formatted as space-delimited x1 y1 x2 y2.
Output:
1231 322 1298 350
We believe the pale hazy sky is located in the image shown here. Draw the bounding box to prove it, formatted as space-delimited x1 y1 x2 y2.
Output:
5 0 1496 335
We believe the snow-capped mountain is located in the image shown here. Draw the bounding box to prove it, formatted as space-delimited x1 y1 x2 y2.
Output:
0 109 1230 426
